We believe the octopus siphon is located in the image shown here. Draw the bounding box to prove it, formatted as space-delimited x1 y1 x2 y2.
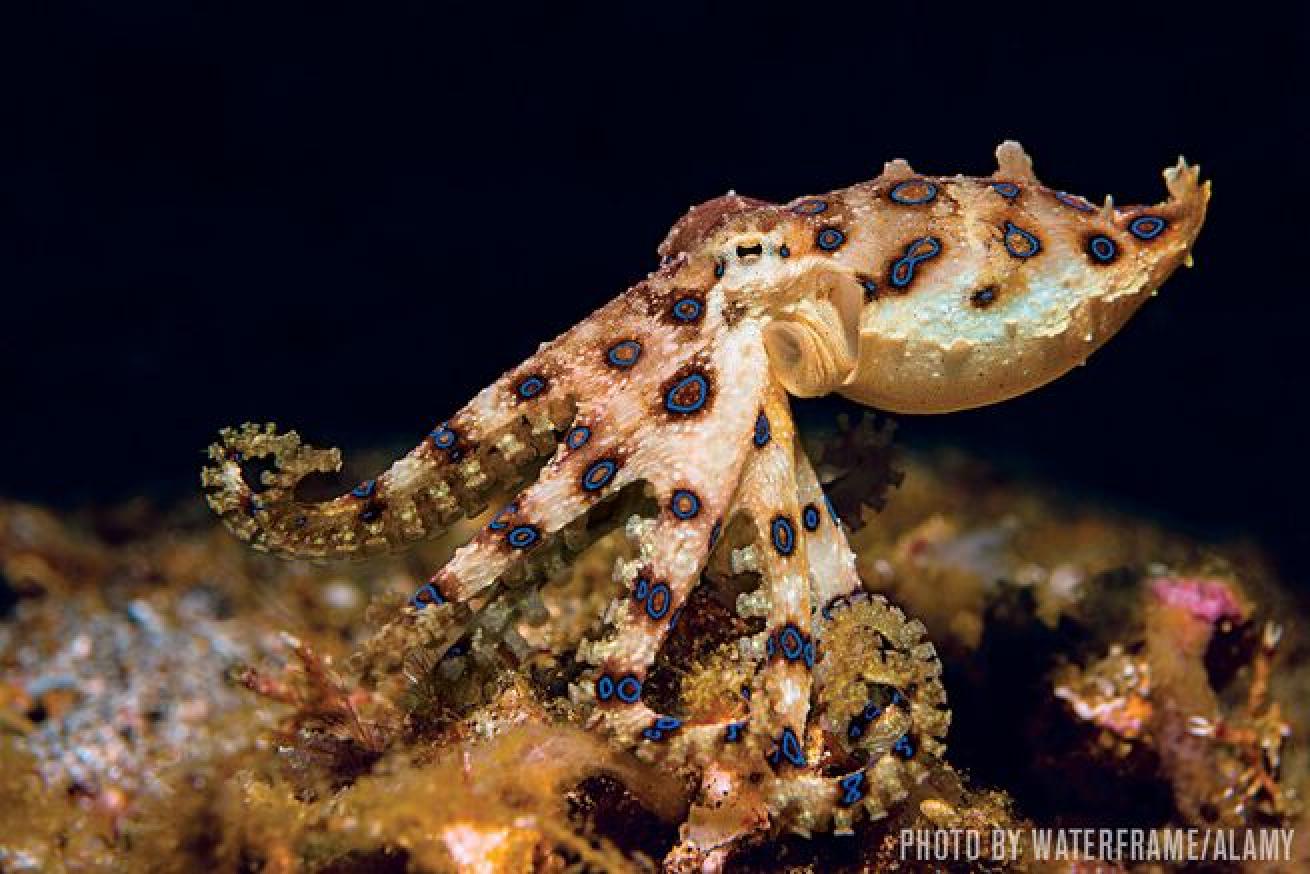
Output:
202 142 1209 866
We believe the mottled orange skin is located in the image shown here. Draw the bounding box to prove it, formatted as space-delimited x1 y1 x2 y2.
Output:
203 143 1208 865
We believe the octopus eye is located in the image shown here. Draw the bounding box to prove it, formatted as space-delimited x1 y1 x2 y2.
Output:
736 241 764 259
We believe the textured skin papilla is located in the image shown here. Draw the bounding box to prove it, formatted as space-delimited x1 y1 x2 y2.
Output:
203 142 1208 857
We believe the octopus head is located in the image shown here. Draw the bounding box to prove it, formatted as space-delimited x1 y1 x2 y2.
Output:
836 147 1211 413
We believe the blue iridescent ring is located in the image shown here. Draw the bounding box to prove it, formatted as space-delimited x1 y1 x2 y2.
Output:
564 426 591 450
410 583 446 610
616 675 642 703
889 178 938 205
430 425 457 449
1129 215 1167 240
780 625 805 660
654 716 682 731
672 296 703 323
665 372 709 414
606 340 642 368
839 770 866 805
488 502 517 530
1087 235 1118 263
779 727 806 766
816 227 846 251
351 479 377 499
771 516 796 556
753 412 771 447
582 459 618 492
1002 221 1042 259
596 675 615 700
507 524 541 549
991 181 1020 200
646 583 672 620
670 489 701 520
634 575 650 600
1056 191 1095 213
516 375 546 399
802 503 820 531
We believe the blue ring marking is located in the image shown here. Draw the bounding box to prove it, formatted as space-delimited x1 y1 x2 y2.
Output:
753 412 771 447
665 373 709 414
766 635 777 657
802 503 820 531
889 178 938 205
488 502 518 531
410 583 446 610
670 489 701 520
859 276 879 299
803 641 815 668
824 494 841 527
725 721 746 742
582 459 619 492
516 375 546 399
430 424 457 449
779 625 805 661
507 524 541 549
1087 234 1118 263
893 733 915 759
1056 190 1095 213
645 583 672 620
1002 221 1042 259
672 296 703 323
633 575 650 601
351 479 377 499
655 716 682 731
792 198 828 215
780 727 806 766
1129 215 1167 240
991 181 1020 200
771 516 796 556
816 227 846 251
596 675 615 701
606 340 642 368
564 426 591 450
888 236 942 289
839 770 866 805
616 675 642 703
778 243 790 258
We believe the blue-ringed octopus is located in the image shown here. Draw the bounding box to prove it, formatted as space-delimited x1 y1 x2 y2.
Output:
203 142 1209 867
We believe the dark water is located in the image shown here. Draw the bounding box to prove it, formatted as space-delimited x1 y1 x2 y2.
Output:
3 4 1307 581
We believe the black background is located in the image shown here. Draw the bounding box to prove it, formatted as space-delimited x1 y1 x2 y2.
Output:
3 4 1306 579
